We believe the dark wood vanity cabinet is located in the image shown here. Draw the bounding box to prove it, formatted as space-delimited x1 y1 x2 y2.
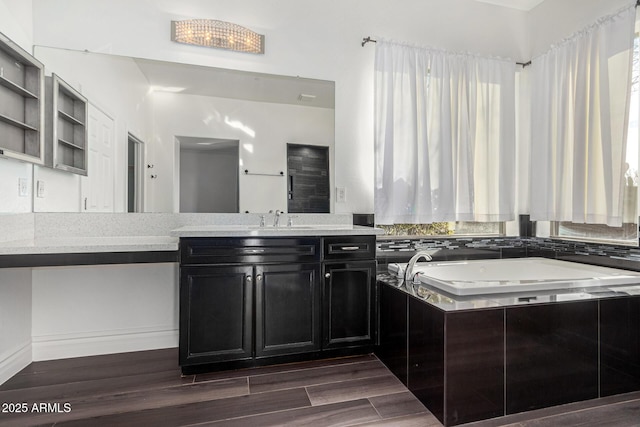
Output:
179 235 376 373
179 237 320 370
180 265 253 366
255 263 321 358
322 236 377 350
322 261 376 349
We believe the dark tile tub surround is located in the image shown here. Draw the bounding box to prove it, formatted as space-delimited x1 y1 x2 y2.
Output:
376 276 640 425
375 220 640 426
377 235 640 272
600 296 640 397
505 301 599 414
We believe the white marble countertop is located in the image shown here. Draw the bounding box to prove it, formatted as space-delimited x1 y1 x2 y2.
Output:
171 224 384 237
0 213 381 257
0 236 179 255
0 227 383 256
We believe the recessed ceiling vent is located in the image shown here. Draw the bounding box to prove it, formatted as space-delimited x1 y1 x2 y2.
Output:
298 93 316 102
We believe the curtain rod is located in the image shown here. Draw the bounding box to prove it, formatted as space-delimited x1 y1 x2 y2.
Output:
362 36 531 67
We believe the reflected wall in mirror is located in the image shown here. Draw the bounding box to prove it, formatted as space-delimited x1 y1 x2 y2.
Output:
177 136 239 214
1 46 335 213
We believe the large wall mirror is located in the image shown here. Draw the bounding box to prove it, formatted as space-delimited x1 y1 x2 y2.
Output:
17 46 335 214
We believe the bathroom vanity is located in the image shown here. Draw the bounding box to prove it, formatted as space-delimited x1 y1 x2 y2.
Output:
173 225 381 374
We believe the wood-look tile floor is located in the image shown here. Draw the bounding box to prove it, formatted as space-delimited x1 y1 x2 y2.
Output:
0 348 638 426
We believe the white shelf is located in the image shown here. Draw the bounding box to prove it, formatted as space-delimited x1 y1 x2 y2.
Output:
45 73 88 176
0 31 45 165
0 112 38 131
57 109 84 126
0 75 38 99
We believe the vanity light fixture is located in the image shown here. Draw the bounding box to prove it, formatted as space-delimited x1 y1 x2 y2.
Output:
171 19 265 54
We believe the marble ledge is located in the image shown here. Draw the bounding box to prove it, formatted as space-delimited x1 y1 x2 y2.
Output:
0 236 178 255
378 273 640 312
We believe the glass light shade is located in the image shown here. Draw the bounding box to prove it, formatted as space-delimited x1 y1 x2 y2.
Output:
171 19 265 54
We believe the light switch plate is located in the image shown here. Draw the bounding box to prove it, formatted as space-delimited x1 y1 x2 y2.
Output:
18 178 28 197
336 187 346 203
37 180 45 198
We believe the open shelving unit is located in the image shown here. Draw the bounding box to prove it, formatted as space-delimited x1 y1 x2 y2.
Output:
0 31 45 164
44 73 88 175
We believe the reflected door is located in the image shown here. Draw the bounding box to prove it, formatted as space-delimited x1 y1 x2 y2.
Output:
81 103 115 212
127 133 144 212
287 144 330 213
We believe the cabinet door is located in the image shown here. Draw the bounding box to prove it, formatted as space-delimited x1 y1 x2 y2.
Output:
323 260 376 349
255 263 321 358
180 265 253 366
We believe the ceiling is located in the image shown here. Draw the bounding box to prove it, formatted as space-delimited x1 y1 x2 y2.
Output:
176 136 239 152
134 58 335 109
474 0 545 11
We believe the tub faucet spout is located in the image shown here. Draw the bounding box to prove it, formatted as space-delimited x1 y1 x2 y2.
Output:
404 251 433 284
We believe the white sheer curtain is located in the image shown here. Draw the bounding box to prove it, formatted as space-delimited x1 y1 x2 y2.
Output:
530 4 636 227
374 40 516 225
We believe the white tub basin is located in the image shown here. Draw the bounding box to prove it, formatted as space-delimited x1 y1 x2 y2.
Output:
389 257 640 296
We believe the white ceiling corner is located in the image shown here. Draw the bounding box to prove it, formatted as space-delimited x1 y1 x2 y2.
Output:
474 0 545 12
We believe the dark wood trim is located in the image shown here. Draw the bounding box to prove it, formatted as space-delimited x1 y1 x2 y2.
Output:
0 250 178 268
181 346 374 375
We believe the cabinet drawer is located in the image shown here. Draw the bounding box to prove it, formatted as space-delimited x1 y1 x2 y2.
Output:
181 237 320 265
323 236 376 260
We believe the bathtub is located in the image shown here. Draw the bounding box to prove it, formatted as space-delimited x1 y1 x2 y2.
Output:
388 257 640 296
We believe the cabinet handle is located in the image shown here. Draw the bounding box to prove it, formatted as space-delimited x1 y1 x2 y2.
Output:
246 276 252 283
245 249 265 254
325 273 331 279
340 246 360 251
256 274 263 282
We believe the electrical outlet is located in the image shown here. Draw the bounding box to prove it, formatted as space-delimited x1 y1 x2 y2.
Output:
37 180 45 198
336 187 347 203
18 178 28 197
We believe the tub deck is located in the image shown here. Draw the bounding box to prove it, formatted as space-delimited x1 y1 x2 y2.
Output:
389 257 640 296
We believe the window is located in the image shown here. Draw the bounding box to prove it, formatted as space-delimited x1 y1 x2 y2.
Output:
378 221 503 237
552 36 639 245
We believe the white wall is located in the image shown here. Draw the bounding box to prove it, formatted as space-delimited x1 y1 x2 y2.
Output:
527 0 632 58
0 268 32 385
0 160 33 212
3 0 632 214
31 263 178 361
0 0 33 384
151 92 334 213
0 0 32 50
0 0 33 213
30 0 531 214
29 47 155 213
180 148 238 213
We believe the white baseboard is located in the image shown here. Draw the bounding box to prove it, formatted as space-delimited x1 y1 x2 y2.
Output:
0 342 32 386
32 328 179 361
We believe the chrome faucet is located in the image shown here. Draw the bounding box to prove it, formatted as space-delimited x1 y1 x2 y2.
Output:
404 251 433 285
273 210 282 227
